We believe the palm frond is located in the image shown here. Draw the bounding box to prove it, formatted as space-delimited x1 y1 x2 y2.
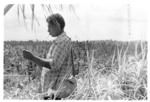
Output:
30 4 35 30
47 4 53 14
41 4 48 19
69 4 79 20
17 5 20 20
5 4 78 32
60 4 63 11
21 5 26 20
4 4 14 15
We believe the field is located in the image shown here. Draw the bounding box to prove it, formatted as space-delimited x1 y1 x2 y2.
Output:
4 40 147 100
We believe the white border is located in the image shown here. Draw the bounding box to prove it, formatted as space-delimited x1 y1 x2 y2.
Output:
1 0 150 102
0 1 4 101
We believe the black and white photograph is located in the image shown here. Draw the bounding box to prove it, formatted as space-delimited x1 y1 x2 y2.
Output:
3 0 148 100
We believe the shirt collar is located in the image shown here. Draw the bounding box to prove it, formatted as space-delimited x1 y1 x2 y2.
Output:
53 32 67 43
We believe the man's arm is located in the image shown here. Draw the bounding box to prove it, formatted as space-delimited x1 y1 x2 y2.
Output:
49 41 71 70
23 50 51 69
32 55 51 69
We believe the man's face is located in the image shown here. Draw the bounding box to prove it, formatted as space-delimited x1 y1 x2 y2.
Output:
47 22 61 37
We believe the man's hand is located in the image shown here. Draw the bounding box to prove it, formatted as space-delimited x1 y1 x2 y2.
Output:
23 50 51 69
23 50 34 61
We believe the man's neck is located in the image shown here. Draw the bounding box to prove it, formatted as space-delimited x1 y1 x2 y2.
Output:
56 31 65 37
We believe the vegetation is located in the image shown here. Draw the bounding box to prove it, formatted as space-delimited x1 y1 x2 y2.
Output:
4 40 147 100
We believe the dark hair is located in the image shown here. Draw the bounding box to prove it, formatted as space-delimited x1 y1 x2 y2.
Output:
46 13 65 31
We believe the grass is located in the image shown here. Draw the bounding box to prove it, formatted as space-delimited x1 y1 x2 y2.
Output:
66 41 147 100
4 41 147 100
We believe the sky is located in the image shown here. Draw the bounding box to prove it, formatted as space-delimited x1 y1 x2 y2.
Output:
4 1 148 41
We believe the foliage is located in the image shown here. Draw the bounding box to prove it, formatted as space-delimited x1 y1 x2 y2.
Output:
4 40 147 100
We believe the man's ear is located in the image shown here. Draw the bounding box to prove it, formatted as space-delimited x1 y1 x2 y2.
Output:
55 21 61 33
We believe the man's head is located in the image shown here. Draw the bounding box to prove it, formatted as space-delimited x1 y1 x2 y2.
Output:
46 13 65 37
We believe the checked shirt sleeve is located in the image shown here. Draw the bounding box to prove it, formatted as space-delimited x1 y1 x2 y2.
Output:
49 40 71 70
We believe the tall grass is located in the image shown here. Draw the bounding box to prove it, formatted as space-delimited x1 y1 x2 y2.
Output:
4 41 147 100
66 41 147 100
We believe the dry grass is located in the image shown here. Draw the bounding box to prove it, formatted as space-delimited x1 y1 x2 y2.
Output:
67 41 147 100
4 41 147 100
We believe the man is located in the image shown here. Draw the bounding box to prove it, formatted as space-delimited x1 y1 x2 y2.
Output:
23 13 77 100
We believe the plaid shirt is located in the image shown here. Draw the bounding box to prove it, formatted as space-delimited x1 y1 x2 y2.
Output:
41 32 72 92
